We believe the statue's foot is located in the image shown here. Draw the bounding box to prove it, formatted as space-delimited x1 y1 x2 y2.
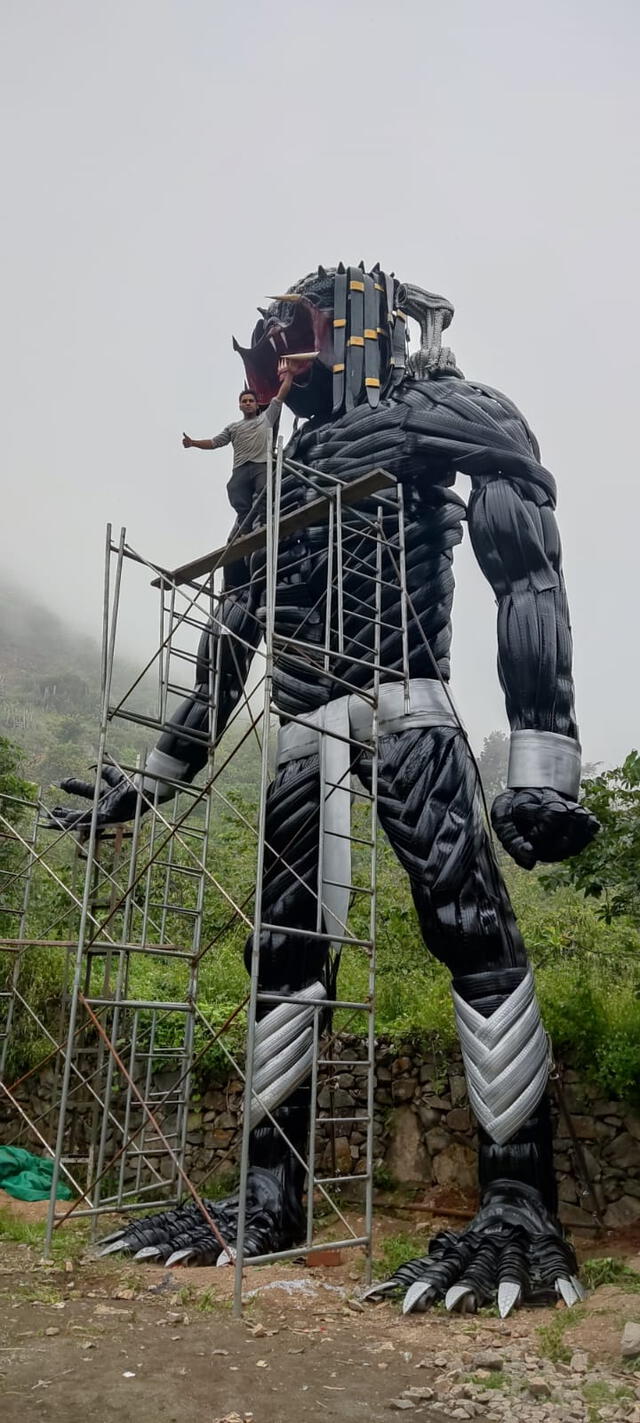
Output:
97 1166 290 1268
364 1181 585 1317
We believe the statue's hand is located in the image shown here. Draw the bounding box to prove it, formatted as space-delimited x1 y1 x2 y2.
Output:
47 766 139 834
491 787 599 869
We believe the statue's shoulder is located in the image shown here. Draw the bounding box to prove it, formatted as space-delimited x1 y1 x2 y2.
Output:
395 375 538 453
393 375 555 500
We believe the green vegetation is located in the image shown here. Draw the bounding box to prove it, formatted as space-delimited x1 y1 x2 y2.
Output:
581 1256 640 1292
2 579 640 1107
0 1206 89 1262
538 1306 586 1363
582 1380 634 1423
375 1229 428 1279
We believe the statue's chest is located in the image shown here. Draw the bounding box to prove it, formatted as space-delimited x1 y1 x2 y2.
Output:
288 403 454 495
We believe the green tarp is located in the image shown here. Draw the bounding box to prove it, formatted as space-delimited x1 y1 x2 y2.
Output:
0 1145 73 1201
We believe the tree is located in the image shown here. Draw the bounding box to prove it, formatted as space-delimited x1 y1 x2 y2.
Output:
542 750 640 925
476 730 509 803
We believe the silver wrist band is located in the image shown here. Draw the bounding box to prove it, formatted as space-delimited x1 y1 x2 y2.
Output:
507 729 581 801
135 748 190 803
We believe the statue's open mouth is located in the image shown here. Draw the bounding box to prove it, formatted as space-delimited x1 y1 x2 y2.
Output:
234 298 332 404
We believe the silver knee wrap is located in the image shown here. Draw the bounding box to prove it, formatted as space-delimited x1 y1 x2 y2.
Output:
451 967 549 1145
249 981 326 1129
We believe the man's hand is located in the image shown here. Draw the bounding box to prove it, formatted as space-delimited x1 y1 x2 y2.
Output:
182 432 193 448
491 787 599 869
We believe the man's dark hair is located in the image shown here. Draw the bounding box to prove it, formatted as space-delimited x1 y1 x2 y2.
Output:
239 390 258 401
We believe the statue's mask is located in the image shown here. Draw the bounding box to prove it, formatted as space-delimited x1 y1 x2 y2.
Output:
233 264 416 421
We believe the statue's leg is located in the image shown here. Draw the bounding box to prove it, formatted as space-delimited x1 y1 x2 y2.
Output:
101 753 325 1265
360 725 581 1315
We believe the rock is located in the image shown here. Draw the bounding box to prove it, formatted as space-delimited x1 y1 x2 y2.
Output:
624 1113 640 1141
402 1386 435 1400
472 1350 503 1371
417 1105 440 1128
392 1057 413 1075
604 1196 640 1229
567 1115 597 1140
558 1202 594 1228
333 1136 353 1173
450 1075 467 1104
528 1378 551 1397
433 1143 476 1192
392 1080 416 1104
558 1178 579 1204
385 1106 431 1182
569 1351 588 1373
447 1107 472 1132
605 1133 640 1170
621 1322 640 1359
389 1399 415 1410
45 1326 60 1336
426 1127 451 1155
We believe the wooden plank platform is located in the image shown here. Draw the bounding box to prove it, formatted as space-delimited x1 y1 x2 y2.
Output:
150 467 396 588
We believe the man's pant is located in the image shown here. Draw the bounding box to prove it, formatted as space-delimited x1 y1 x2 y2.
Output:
227 461 267 520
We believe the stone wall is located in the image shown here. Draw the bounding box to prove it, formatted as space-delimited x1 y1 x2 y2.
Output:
2 1037 640 1231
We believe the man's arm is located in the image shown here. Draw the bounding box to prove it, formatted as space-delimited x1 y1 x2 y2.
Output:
182 429 231 450
264 363 296 427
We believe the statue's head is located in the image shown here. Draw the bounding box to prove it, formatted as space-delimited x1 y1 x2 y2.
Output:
233 264 457 421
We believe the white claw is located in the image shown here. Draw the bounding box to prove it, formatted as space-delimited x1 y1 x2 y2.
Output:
97 1239 126 1257
402 1281 435 1315
571 1274 588 1301
216 1248 236 1267
360 1279 398 1301
498 1280 522 1319
445 1283 474 1313
133 1246 162 1261
165 1248 194 1268
556 1276 579 1307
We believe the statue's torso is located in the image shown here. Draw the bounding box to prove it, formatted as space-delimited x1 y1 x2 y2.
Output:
269 387 466 718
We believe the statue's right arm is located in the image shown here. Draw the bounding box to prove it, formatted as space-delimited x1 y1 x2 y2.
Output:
49 588 263 830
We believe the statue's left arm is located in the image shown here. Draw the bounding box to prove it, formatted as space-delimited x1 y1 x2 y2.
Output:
466 456 599 868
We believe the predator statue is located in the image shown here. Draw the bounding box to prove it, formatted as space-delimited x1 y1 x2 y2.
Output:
52 263 599 1315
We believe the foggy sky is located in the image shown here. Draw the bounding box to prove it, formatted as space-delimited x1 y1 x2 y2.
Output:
1 0 638 766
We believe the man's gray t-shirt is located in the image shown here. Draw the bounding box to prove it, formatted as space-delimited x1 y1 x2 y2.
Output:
210 399 281 468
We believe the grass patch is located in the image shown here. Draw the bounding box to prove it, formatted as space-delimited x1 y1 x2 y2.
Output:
581 1256 640 1292
582 1379 634 1423
538 1305 586 1364
374 1230 427 1280
0 1206 89 1261
470 1371 506 1390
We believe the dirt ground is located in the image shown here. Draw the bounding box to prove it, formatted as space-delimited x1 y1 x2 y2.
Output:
2 1193 640 1423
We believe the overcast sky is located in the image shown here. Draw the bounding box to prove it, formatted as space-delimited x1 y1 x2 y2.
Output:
1 0 638 765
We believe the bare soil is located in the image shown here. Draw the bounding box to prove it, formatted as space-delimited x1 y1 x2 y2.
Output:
2 1193 640 1423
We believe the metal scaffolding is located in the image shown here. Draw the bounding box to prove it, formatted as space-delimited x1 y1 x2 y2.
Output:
0 442 411 1309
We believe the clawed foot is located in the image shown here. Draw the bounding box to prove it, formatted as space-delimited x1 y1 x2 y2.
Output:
364 1182 585 1316
97 1167 288 1268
